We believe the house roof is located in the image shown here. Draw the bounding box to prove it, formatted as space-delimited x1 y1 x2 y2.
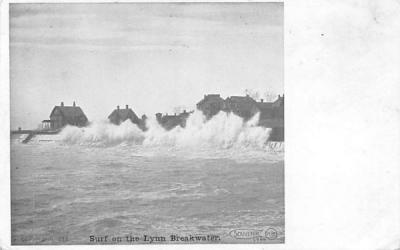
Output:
226 95 257 105
228 95 254 101
108 108 139 121
50 106 87 120
197 94 224 106
273 96 284 107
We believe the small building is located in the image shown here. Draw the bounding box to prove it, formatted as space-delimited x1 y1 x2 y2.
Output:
108 105 141 125
223 95 259 120
254 95 285 120
256 99 274 119
42 101 88 130
272 94 284 118
155 110 193 130
196 94 225 119
257 95 284 141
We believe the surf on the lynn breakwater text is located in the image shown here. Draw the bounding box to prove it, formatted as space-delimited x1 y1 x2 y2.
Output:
90 234 221 244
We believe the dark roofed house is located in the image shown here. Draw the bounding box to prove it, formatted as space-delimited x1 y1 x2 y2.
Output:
257 95 284 141
108 105 141 125
159 113 182 130
223 95 259 120
256 99 275 119
255 95 285 120
273 95 284 108
196 94 225 119
43 101 88 130
272 95 284 118
155 110 193 130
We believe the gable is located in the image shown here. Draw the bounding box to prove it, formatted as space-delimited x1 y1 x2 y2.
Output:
108 110 118 119
197 95 224 107
50 107 63 118
108 109 140 121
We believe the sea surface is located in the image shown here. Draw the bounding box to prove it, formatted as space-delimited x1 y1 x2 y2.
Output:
11 112 284 244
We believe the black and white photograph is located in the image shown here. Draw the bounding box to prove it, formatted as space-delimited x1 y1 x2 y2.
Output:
2 0 400 249
9 2 284 245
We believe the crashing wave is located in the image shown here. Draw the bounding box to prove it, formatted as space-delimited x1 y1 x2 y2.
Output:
59 110 272 149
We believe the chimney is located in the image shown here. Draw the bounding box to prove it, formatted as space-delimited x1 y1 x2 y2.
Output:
261 99 264 103
61 102 64 107
117 105 120 110
183 110 186 113
126 105 129 109
156 113 162 122
73 101 76 107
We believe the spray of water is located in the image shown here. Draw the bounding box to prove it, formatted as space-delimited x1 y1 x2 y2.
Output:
60 119 145 146
27 111 283 162
60 110 271 149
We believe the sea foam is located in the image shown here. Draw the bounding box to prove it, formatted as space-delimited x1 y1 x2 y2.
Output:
59 110 272 150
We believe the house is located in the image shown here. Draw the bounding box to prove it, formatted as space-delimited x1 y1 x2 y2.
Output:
256 95 284 120
196 94 225 119
42 101 88 130
223 95 259 120
155 110 193 130
223 94 284 141
257 95 284 141
256 99 274 119
108 105 141 126
271 94 284 118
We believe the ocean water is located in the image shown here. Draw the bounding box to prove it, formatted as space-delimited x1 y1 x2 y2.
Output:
11 111 284 244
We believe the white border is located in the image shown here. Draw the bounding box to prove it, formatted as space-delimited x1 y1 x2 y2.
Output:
2 1 400 250
0 0 11 249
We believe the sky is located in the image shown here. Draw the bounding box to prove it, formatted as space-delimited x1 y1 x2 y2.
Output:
10 3 283 129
